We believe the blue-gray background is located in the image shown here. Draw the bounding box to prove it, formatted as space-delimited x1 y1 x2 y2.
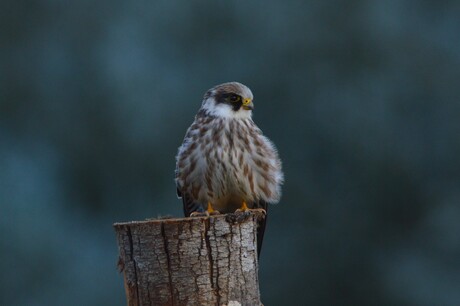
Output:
1 1 459 305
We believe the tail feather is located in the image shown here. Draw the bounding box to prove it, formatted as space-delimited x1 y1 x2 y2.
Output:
255 200 268 259
179 188 204 216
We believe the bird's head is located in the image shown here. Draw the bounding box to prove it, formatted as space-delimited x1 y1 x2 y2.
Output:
200 82 254 119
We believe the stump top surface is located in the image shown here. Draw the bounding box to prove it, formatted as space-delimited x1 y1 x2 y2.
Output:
113 211 265 228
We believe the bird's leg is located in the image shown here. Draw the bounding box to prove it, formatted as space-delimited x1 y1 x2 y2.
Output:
236 200 249 212
206 202 220 215
235 201 266 215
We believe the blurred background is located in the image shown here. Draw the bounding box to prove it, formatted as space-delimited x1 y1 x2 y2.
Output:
1 1 460 305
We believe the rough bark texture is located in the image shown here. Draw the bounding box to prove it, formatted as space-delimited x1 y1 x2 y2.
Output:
114 212 264 306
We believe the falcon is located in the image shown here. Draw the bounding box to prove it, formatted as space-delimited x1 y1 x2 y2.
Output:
175 82 283 256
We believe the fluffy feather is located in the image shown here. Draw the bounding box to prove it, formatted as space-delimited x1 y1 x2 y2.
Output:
175 82 284 256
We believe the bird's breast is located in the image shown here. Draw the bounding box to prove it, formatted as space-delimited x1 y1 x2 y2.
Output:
177 117 282 207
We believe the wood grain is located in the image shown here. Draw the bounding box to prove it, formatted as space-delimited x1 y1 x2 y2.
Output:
114 212 264 306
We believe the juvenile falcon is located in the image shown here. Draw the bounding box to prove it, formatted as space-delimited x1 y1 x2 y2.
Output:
175 82 283 256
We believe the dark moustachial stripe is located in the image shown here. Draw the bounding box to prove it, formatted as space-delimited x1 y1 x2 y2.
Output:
232 102 242 112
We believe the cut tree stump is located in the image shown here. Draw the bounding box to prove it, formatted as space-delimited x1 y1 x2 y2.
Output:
114 212 264 306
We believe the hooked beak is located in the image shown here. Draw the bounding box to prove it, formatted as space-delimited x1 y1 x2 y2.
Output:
242 98 254 110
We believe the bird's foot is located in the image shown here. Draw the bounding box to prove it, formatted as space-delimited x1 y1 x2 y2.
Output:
228 201 265 223
235 201 266 216
235 200 250 213
247 208 267 216
190 202 220 217
190 211 210 217
206 202 220 215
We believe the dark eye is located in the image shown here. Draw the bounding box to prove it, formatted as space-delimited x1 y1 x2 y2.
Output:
229 94 240 102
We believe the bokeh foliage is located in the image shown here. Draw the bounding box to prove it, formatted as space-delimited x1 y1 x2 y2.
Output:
1 1 460 305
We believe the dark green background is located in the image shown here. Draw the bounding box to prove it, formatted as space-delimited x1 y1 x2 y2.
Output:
1 1 459 305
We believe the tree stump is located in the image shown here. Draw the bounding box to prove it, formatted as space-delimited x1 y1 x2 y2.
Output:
113 212 264 306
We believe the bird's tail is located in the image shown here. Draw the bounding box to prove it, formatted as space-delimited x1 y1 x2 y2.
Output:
256 200 268 259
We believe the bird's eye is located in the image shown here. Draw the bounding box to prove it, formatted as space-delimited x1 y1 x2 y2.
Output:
229 94 240 102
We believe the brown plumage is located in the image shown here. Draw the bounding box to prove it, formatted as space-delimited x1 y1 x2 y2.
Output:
175 82 283 256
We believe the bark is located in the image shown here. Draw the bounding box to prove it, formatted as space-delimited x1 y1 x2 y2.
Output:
114 212 264 306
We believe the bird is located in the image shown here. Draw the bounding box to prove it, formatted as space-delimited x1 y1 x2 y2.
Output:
175 82 283 257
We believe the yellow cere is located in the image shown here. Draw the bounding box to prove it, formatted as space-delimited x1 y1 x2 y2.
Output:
243 98 252 106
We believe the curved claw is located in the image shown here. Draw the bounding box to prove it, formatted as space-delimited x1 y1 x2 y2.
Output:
190 211 210 217
248 208 267 216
